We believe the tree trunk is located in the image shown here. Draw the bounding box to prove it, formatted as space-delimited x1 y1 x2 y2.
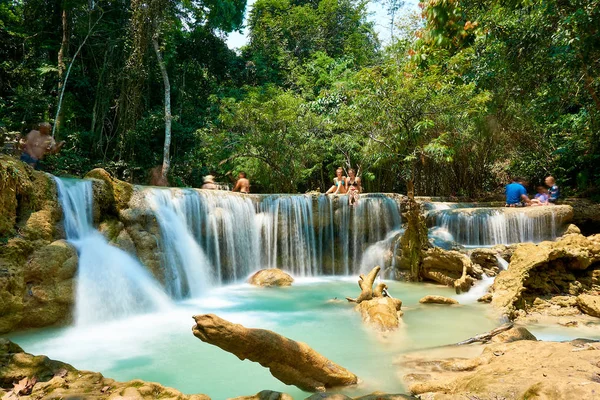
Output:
400 179 429 281
152 36 172 183
56 8 68 136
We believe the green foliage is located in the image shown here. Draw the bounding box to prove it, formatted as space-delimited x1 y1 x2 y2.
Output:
1 0 599 197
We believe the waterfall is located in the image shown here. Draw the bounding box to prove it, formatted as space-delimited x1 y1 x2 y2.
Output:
142 190 403 286
455 254 508 304
145 189 213 298
54 178 171 325
428 207 559 246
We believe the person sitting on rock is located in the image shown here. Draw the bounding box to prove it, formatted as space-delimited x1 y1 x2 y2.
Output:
19 122 64 169
530 186 549 206
325 167 346 195
232 171 250 194
345 168 361 206
545 176 559 204
202 175 217 190
505 177 530 207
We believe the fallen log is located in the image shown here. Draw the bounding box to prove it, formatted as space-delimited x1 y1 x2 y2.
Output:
192 314 358 392
455 323 514 345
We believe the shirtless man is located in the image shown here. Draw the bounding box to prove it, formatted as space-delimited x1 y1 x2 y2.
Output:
19 122 64 169
232 171 250 193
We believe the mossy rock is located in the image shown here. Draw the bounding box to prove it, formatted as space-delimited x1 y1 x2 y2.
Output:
85 168 133 210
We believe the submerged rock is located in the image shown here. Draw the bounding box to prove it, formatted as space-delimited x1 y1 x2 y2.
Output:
491 233 600 320
192 314 358 392
401 340 600 399
0 338 210 399
419 295 458 305
248 269 294 287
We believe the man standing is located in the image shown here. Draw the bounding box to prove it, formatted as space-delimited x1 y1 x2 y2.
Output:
19 122 64 169
232 171 250 193
505 177 530 207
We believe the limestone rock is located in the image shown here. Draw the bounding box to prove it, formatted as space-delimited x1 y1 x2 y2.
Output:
563 198 600 235
419 295 458 305
564 223 582 235
576 293 600 317
477 293 492 303
192 314 358 392
490 234 600 320
0 238 77 333
490 326 537 343
469 248 500 276
422 248 476 293
401 340 600 399
248 269 294 287
85 168 133 219
356 297 403 331
305 394 412 400
229 390 293 400
0 338 210 399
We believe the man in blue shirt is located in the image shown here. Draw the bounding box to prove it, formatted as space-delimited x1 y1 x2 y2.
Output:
505 178 530 207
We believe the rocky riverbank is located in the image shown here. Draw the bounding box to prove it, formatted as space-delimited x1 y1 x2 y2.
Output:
399 338 600 399
489 232 600 322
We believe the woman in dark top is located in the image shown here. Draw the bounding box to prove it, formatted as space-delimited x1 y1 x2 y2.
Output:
345 168 361 206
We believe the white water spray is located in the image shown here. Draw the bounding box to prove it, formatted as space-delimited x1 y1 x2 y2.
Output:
54 178 171 325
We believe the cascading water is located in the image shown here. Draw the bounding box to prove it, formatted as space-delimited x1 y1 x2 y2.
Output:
54 178 171 325
145 189 213 298
142 189 403 286
456 254 508 303
428 207 559 246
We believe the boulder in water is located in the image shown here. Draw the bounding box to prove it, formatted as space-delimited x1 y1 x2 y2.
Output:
477 293 492 303
248 269 294 287
491 233 600 320
192 314 358 392
419 295 458 305
576 293 600 317
421 248 476 293
490 326 537 343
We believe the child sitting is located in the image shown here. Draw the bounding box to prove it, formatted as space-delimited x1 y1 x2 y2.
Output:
530 186 549 206
545 176 559 203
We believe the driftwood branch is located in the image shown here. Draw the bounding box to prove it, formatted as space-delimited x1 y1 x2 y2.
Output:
346 266 381 303
456 323 514 345
192 314 358 392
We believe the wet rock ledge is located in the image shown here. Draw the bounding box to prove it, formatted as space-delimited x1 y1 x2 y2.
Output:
0 338 209 399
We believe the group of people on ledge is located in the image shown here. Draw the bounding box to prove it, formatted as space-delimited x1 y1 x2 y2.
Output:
505 176 559 207
325 167 362 206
